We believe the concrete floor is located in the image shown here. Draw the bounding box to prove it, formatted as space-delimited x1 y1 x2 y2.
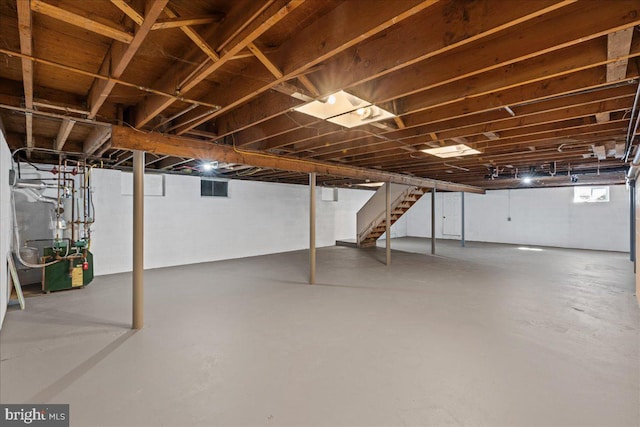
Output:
1 238 638 426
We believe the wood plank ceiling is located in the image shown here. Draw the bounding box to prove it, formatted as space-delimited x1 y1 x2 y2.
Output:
1 0 639 190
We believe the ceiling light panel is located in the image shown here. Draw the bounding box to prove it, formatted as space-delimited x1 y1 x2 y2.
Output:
294 90 370 120
421 144 481 158
294 90 395 128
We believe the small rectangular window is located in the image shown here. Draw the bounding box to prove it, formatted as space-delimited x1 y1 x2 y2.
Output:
201 179 228 197
573 186 609 203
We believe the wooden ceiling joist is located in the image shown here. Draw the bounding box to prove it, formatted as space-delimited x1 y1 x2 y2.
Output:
151 15 224 30
203 0 577 139
87 0 169 120
55 118 76 151
110 0 144 26
84 126 112 155
31 0 134 44
170 0 439 135
2 0 639 189
16 0 33 150
162 5 220 63
135 0 306 128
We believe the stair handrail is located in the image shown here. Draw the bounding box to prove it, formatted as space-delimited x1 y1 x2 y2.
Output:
357 186 419 243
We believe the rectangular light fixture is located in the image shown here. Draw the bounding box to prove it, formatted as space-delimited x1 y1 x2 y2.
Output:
421 144 481 158
293 90 395 128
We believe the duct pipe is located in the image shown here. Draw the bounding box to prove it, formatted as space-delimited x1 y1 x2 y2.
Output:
133 151 144 329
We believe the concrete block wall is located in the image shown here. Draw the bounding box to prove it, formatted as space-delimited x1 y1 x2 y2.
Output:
90 168 376 275
404 185 630 252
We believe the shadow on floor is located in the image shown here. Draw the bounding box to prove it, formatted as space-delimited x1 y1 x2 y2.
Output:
29 330 136 403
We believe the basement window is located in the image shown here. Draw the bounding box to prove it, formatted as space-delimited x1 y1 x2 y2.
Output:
573 186 609 203
201 179 228 198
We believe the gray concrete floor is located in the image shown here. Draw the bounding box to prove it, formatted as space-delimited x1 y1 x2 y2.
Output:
1 237 638 427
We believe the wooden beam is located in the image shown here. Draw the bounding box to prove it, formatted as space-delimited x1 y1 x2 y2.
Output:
151 15 224 30
95 141 112 157
55 118 76 151
247 42 283 78
156 157 193 170
393 116 406 129
88 0 168 119
110 0 143 25
135 0 305 128
163 6 220 62
145 154 170 166
84 126 111 155
111 125 485 193
31 0 134 44
17 0 33 149
297 74 320 97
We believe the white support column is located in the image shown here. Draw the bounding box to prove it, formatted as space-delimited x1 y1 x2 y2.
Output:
386 182 391 266
309 172 316 284
132 150 144 329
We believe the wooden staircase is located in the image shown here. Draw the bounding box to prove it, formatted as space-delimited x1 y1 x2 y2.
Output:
358 186 428 247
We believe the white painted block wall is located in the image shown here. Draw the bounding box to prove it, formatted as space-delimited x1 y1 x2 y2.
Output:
405 185 629 252
0 132 12 329
91 168 375 275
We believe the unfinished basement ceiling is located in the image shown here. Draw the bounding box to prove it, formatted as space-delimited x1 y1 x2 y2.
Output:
0 0 639 189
